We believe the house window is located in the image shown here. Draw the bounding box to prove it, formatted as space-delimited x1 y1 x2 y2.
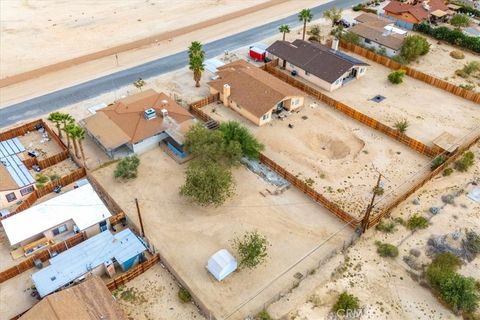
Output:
365 38 371 44
335 79 340 85
20 186 34 196
359 67 365 74
5 192 16 203
305 71 309 76
52 224 68 236
262 113 269 120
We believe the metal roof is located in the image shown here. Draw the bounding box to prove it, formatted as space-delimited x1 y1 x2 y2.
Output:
0 138 34 190
32 229 146 297
0 138 25 157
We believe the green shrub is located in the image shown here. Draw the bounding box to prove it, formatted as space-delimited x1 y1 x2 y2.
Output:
114 155 140 180
388 69 406 84
431 252 462 271
407 214 429 230
256 310 272 320
375 241 399 257
450 14 471 28
400 35 430 63
463 230 480 255
414 23 480 53
352 3 364 11
50 174 59 181
340 31 360 45
372 185 384 196
332 292 360 313
35 174 49 184
232 231 270 269
443 167 453 176
178 287 192 303
460 84 475 91
375 221 397 233
457 3 480 18
394 118 409 133
431 155 446 170
455 151 475 172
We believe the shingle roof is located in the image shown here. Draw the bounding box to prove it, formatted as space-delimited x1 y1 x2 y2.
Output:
351 23 405 50
354 12 391 26
384 0 448 21
266 40 368 84
207 60 304 118
84 90 194 148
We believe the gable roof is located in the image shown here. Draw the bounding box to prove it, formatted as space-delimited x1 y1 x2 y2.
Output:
354 12 391 27
20 275 127 320
207 59 304 118
351 23 405 50
266 40 369 84
384 0 448 21
84 90 194 148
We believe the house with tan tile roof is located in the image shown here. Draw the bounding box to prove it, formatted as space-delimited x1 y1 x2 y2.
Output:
207 59 304 126
383 0 449 27
84 89 196 158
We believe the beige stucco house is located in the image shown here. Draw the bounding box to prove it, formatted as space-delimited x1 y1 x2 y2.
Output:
207 60 305 126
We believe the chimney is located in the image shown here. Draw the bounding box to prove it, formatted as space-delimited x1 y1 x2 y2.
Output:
160 108 168 118
331 38 339 51
223 84 231 107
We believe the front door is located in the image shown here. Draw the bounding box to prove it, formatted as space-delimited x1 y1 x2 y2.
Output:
276 101 284 113
99 221 108 232
351 68 358 78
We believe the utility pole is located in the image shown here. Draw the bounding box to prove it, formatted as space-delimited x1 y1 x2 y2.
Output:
135 198 145 238
360 173 382 234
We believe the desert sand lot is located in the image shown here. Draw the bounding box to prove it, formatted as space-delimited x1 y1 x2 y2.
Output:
0 0 267 78
327 51 480 148
0 269 37 319
204 96 431 218
268 142 480 320
112 263 203 320
412 34 480 93
92 147 355 319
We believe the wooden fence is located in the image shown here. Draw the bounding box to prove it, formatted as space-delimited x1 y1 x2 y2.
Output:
11 192 38 216
35 167 87 197
263 63 438 158
0 232 87 283
339 41 480 104
106 253 160 291
86 172 124 215
0 119 43 141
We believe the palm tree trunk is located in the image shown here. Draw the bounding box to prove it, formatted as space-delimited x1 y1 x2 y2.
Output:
72 138 80 159
79 140 87 168
282 32 286 41
64 129 71 150
302 20 307 40
56 124 62 138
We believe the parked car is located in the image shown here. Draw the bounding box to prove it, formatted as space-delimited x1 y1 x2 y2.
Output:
32 165 41 172
27 150 39 158
335 19 351 28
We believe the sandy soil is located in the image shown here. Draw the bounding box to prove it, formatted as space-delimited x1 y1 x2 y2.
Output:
16 130 63 159
0 0 267 78
267 142 480 320
35 158 78 179
92 147 355 319
112 263 203 320
411 33 480 93
204 95 431 218
0 269 38 319
327 51 480 148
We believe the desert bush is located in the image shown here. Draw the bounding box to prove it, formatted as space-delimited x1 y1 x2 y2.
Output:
308 294 322 307
431 155 446 170
375 241 399 257
35 174 49 184
443 167 454 176
450 14 471 28
114 155 140 180
455 151 475 172
400 35 430 63
178 287 192 303
375 220 397 233
464 230 480 255
460 84 475 91
414 23 480 53
332 292 360 314
353 3 364 11
450 50 465 59
372 185 384 196
340 31 360 45
232 230 270 269
388 69 406 84
407 214 429 230
256 310 272 320
218 121 264 160
394 118 409 133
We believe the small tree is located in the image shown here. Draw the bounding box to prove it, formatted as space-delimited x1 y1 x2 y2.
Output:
450 14 471 28
394 118 409 133
114 155 140 180
407 214 429 230
431 155 446 170
218 121 264 160
177 287 192 303
340 31 360 45
323 7 342 27
133 78 146 91
298 8 313 41
388 69 406 84
400 35 430 63
308 24 322 42
332 292 360 314
279 24 290 41
375 241 399 257
180 161 235 207
48 112 65 138
232 230 269 269
256 310 272 320
454 151 475 172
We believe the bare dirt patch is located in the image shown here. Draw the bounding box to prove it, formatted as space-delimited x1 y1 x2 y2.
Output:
0 270 38 319
204 96 431 218
16 130 63 159
92 147 355 318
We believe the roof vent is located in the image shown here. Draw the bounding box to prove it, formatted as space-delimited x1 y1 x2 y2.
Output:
144 108 157 120
160 109 168 118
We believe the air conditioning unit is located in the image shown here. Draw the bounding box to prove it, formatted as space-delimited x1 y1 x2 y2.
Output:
161 108 168 118
144 108 157 120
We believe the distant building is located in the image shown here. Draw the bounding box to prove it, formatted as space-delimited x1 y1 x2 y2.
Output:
351 13 407 57
20 275 127 320
207 59 305 126
266 39 369 92
0 138 35 209
84 89 196 159
32 228 147 297
1 183 111 251
383 0 449 28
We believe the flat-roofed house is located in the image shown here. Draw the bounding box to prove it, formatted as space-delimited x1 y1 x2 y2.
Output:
207 60 305 126
1 183 111 253
266 39 369 92
0 137 35 210
84 89 196 159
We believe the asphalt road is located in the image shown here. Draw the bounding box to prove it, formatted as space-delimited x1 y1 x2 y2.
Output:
0 0 362 128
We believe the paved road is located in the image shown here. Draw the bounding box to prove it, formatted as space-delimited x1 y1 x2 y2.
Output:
0 0 362 128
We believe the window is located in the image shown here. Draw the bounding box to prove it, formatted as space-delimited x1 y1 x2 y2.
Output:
20 186 34 196
262 113 269 120
5 192 16 202
359 68 365 74
52 224 68 236
305 71 309 76
365 39 371 44
335 79 340 85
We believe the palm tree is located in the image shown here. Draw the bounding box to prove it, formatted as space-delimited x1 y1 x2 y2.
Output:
133 78 146 91
48 112 64 138
75 126 87 168
323 7 342 27
60 114 74 149
279 24 290 41
298 8 313 41
66 125 81 159
188 41 204 59
188 41 205 87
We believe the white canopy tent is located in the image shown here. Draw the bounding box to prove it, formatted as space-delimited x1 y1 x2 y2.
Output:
207 249 237 281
